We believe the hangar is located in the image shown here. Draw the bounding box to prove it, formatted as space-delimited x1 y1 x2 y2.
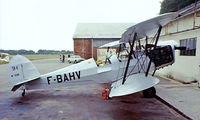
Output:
73 23 134 60
157 1 200 84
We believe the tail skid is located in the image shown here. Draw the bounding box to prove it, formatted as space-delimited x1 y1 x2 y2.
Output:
7 55 40 91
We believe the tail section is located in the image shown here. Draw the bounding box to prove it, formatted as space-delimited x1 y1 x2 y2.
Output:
7 55 40 91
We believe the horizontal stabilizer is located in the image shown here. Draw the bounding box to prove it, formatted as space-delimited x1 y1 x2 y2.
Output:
109 74 159 98
11 83 23 91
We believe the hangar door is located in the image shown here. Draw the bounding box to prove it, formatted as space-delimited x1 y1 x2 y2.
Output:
93 39 118 60
97 48 117 61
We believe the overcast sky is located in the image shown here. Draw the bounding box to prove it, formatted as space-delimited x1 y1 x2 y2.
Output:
0 0 162 51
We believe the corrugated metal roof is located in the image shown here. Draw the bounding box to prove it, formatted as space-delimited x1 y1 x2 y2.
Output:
177 1 200 18
73 23 135 39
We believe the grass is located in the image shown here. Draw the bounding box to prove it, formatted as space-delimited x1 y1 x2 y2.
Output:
0 54 60 64
23 54 59 61
0 61 9 64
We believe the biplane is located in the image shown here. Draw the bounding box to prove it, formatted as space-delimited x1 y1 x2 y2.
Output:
7 12 185 98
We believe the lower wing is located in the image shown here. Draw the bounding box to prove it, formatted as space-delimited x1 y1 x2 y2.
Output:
109 73 159 98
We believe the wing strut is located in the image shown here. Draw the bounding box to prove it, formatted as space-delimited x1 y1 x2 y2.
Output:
117 44 121 59
122 33 137 84
105 47 110 64
145 26 162 77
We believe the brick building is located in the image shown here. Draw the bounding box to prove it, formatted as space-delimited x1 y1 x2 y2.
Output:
73 23 134 60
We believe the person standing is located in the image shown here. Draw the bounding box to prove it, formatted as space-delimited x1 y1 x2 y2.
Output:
62 54 65 63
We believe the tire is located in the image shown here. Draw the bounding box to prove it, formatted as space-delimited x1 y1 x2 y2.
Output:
142 87 156 98
74 60 77 63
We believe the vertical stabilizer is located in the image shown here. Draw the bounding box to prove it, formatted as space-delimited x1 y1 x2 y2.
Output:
7 55 40 91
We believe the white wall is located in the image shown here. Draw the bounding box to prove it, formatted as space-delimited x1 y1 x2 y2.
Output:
156 13 200 83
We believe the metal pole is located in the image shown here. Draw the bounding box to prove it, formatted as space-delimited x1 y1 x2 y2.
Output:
193 0 197 28
145 26 162 77
92 39 93 58
145 36 148 53
122 33 137 84
118 44 121 59
154 26 162 49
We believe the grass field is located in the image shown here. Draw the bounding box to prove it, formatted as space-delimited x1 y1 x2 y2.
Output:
0 61 9 64
0 54 60 64
22 54 59 61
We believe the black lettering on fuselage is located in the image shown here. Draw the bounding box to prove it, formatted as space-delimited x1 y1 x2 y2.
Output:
69 72 75 80
47 76 52 85
56 75 63 83
47 71 81 85
64 73 69 81
75 71 80 79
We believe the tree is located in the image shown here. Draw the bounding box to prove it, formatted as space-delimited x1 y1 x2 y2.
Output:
18 49 35 54
0 49 73 55
0 49 18 55
160 0 200 14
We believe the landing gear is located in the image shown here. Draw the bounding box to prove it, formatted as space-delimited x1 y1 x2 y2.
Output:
102 88 110 100
22 89 25 97
142 87 156 98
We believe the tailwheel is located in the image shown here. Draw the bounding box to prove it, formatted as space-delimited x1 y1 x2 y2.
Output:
142 87 156 98
22 89 26 97
102 88 110 100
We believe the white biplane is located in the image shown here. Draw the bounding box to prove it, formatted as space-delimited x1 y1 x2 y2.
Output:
7 12 185 98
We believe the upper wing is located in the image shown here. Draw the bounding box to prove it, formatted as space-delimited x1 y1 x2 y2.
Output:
120 12 179 43
99 40 124 48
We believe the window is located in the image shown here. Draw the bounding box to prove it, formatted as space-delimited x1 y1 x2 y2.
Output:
180 38 197 56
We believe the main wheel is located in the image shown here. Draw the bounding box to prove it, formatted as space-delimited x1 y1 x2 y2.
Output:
142 87 156 98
